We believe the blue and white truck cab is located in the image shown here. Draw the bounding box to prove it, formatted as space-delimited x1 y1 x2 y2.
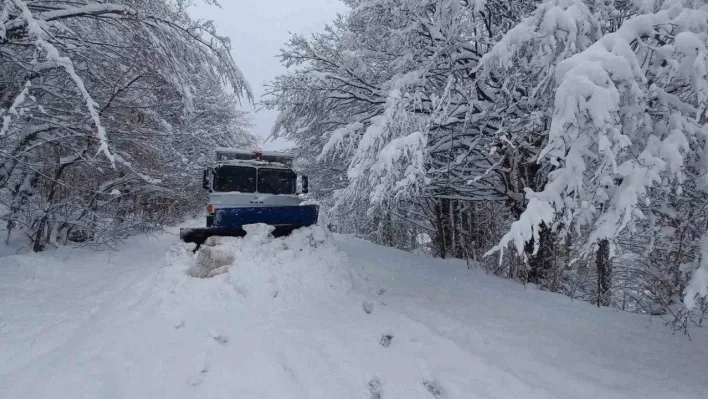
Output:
180 148 319 245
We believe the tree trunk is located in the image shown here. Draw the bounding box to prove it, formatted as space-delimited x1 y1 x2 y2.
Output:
433 198 450 258
33 157 76 252
525 223 554 285
595 239 611 307
381 212 395 247
450 199 456 257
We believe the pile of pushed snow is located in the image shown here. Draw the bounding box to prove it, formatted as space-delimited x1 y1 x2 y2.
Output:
178 224 353 305
187 242 235 278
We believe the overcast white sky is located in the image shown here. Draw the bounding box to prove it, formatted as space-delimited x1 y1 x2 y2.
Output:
190 0 345 150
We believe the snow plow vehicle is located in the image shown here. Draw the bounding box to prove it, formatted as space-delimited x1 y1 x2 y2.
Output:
179 148 318 246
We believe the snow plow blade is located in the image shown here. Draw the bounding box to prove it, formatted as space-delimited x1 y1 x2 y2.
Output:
180 225 300 246
180 206 319 246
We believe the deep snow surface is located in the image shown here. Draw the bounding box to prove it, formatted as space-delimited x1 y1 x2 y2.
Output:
1 224 707 399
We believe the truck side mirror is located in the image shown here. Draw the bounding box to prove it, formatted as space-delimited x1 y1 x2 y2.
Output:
202 168 212 190
301 175 309 194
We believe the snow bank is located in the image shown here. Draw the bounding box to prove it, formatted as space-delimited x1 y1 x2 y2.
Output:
228 224 352 304
177 224 353 305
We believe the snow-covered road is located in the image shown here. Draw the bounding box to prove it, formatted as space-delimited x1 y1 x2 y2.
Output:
1 225 706 399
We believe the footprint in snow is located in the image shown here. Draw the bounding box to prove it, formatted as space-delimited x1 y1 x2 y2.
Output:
363 300 374 314
423 380 444 398
368 377 382 399
380 333 393 348
189 352 209 387
209 329 229 346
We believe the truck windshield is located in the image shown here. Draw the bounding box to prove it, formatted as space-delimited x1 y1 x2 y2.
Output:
213 165 256 192
258 168 296 194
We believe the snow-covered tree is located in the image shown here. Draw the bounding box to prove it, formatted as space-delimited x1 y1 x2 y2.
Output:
0 0 254 250
268 0 537 257
488 0 708 318
269 0 708 325
473 0 608 284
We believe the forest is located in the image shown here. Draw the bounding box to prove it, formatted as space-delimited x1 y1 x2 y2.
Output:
2 0 708 332
266 0 708 329
0 0 254 251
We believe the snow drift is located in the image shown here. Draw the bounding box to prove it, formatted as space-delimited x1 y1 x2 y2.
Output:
178 224 353 303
